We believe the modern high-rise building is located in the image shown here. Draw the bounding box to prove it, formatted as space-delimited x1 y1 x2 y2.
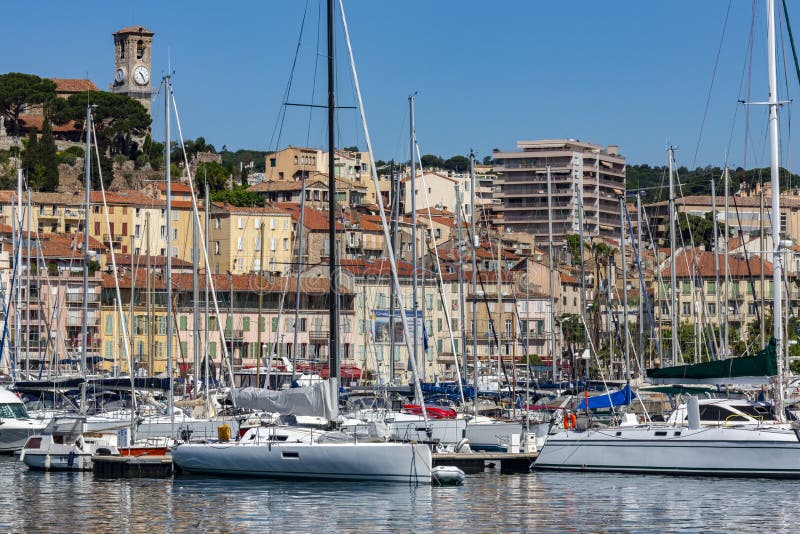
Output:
493 139 626 244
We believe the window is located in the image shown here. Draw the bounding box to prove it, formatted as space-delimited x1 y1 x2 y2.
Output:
160 225 166 238
214 241 220 255
283 238 289 251
748 303 758 315
253 258 261 271
259 317 266 332
708 303 716 315
172 247 178 258
270 218 276 230
237 237 244 251
238 218 244 229
209 342 216 357
707 281 715 295
426 294 433 310
173 228 178 240
270 158 276 167
505 319 513 337
271 318 278 332
208 316 219 331
270 237 276 251
179 316 187 331
255 237 261 251
781 213 788 233
255 219 261 229
136 39 145 59
283 219 289 230
135 224 141 238
681 281 690 295
214 218 221 230
682 302 691 316
105 314 113 335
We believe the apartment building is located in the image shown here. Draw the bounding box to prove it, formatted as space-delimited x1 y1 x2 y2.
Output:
493 139 626 243
207 202 294 275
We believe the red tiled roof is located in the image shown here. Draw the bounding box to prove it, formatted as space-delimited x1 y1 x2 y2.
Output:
114 26 154 35
50 78 98 93
156 182 192 194
211 202 289 216
560 272 579 284
276 203 343 231
107 253 192 268
661 249 774 278
17 115 81 134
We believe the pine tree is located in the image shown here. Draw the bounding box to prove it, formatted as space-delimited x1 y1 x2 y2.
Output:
37 118 59 191
240 165 248 187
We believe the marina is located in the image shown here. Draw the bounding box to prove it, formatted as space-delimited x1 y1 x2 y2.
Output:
5 0 800 531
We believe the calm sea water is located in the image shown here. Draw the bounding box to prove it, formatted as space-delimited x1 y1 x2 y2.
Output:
0 455 798 533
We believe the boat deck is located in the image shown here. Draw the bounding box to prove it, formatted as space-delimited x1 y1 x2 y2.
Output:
92 455 173 478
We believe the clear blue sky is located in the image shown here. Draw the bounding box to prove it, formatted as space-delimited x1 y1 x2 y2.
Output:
3 1 799 170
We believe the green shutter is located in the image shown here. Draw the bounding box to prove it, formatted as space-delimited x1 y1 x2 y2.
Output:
180 316 187 331
209 342 217 357
243 317 250 331
271 318 278 332
105 314 113 335
181 341 188 355
259 317 265 332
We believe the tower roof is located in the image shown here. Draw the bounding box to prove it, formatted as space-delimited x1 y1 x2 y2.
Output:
114 26 154 36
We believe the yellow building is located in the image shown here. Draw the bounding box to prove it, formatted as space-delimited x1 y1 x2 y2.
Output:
208 202 294 275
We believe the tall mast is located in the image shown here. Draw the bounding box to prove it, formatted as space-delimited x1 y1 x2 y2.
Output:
292 177 306 380
712 179 721 359
496 237 502 381
668 146 678 366
164 74 174 429
409 94 418 380
455 184 467 383
470 151 478 417
767 0 784 416
637 193 645 367
257 220 265 388
81 104 91 413
547 165 557 380
25 189 31 374
578 154 588 383
724 168 730 358
192 182 200 395
389 167 397 381
620 195 630 402
326 0 339 380
760 190 766 345
204 183 210 410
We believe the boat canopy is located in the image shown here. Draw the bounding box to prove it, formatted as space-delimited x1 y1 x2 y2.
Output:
646 340 778 385
231 379 339 420
578 385 636 410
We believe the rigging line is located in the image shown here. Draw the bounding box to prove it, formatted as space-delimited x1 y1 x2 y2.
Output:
781 0 800 87
265 0 312 181
744 0 759 172
692 0 734 168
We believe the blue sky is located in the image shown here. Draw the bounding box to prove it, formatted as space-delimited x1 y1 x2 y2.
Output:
2 1 799 170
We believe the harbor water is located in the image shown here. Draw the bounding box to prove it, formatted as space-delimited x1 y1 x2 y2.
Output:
1 455 798 532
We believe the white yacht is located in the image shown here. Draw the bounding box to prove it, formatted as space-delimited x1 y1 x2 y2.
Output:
0 387 48 453
20 417 119 471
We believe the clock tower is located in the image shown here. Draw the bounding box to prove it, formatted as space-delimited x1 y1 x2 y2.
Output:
111 26 154 115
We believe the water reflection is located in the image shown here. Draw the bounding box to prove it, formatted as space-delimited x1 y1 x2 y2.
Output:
1 456 799 533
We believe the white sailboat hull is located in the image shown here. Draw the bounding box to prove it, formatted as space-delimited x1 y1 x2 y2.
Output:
173 441 433 483
535 425 800 477
466 421 523 451
0 420 48 453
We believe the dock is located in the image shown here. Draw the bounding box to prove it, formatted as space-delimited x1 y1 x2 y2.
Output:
92 455 173 478
432 451 537 474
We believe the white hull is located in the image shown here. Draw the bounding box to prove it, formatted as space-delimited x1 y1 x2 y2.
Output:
85 414 239 441
22 451 93 471
173 439 432 483
0 420 48 453
535 425 800 477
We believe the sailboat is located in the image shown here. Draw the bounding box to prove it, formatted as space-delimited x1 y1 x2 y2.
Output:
172 0 433 483
535 0 800 477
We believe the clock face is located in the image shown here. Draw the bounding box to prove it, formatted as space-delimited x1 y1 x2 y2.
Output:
133 66 150 86
114 68 126 84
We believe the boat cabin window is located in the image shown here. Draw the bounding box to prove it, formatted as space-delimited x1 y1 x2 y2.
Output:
699 405 748 422
24 437 41 449
654 431 667 437
0 402 27 419
732 405 772 420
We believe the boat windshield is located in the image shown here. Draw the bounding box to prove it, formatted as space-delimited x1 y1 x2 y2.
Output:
0 402 28 419
732 404 773 420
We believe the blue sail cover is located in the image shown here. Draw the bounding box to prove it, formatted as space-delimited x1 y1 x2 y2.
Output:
578 385 636 410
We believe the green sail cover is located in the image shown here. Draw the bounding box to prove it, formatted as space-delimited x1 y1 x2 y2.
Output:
646 340 778 385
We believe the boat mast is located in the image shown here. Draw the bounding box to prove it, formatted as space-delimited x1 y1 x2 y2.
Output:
409 95 418 381
291 177 306 380
193 180 200 396
455 184 467 383
760 190 766 345
637 193 645 367
81 103 91 413
547 165 557 381
668 146 678 366
766 0 784 417
257 220 265 388
327 0 339 382
389 165 397 382
712 179 721 359
724 168 730 357
164 74 175 431
619 194 630 403
204 183 210 410
25 189 31 375
470 151 478 417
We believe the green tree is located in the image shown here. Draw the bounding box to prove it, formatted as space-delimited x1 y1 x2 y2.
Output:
212 187 264 207
0 73 57 137
443 155 469 173
196 162 229 195
54 90 151 160
566 234 581 265
678 211 721 249
240 166 248 187
29 119 59 191
421 154 445 169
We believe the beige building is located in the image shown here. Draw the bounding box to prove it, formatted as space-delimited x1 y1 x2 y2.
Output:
493 139 626 243
207 202 294 275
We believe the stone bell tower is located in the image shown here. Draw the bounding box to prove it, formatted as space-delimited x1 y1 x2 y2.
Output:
111 26 154 115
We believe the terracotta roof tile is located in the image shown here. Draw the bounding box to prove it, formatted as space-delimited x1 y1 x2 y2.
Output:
50 78 99 93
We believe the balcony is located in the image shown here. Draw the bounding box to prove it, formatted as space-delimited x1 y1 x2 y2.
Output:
308 330 330 342
103 234 124 245
63 208 85 219
224 328 244 342
66 292 100 303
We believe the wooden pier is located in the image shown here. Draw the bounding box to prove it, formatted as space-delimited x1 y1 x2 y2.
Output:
92 455 173 478
432 452 537 474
